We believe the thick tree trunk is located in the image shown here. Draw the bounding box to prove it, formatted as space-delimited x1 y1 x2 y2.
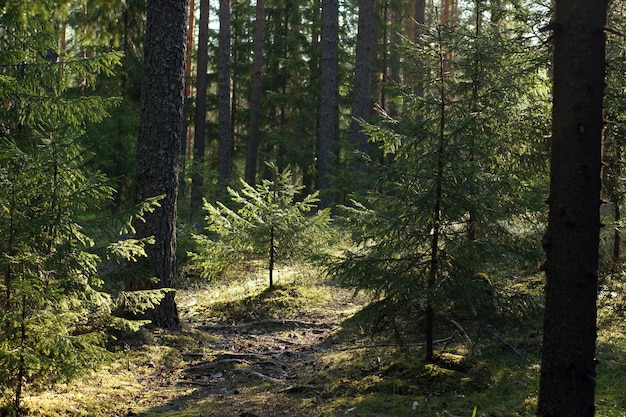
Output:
350 0 375 158
191 0 210 216
133 0 189 329
245 0 266 186
217 0 232 193
318 0 338 208
538 1 608 415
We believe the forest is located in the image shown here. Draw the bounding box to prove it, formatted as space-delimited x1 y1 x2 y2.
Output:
0 0 623 415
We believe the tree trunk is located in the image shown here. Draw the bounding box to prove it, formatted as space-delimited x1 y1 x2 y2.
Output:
217 0 232 194
191 0 210 216
245 0 266 186
538 1 608 415
184 0 195 161
318 0 338 208
350 0 375 158
133 0 189 329
425 23 447 362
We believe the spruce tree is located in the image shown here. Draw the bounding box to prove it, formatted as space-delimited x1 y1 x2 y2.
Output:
192 163 331 288
325 4 551 359
0 3 158 413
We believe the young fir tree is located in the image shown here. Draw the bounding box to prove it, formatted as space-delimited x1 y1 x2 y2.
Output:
0 3 159 414
192 162 331 289
326 4 550 360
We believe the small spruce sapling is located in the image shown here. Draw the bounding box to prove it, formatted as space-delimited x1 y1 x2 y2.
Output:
192 162 331 288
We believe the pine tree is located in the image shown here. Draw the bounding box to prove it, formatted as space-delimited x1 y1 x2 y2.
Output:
538 0 609 414
132 0 189 329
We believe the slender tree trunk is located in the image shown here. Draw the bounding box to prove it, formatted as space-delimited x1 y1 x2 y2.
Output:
269 224 275 288
217 0 232 194
15 264 27 416
184 0 195 161
350 0 375 159
180 0 195 222
426 23 447 361
318 0 339 208
466 0 482 242
538 0 608 415
405 0 425 105
379 1 388 112
245 0 266 186
613 204 621 271
133 0 189 329
191 0 210 216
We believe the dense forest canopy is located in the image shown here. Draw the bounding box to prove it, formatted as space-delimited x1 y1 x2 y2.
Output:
0 0 624 415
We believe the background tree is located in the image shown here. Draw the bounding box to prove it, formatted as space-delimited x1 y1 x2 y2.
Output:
217 0 232 193
349 0 375 172
537 0 609 415
244 0 266 186
318 0 339 208
190 0 211 217
132 0 189 329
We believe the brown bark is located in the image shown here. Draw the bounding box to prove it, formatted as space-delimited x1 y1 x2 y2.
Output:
538 0 608 415
133 0 189 329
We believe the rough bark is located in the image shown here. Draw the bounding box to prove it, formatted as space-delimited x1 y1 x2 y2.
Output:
245 0 265 186
217 0 232 193
537 1 608 415
318 0 338 208
133 0 189 329
190 0 210 216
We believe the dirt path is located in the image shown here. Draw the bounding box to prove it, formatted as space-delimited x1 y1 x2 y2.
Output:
122 281 373 417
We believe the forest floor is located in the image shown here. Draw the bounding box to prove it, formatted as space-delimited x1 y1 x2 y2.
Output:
22 270 626 417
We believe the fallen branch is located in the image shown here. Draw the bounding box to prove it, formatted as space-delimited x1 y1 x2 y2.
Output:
433 331 457 345
240 369 289 386
447 319 472 346
199 319 326 330
184 358 249 373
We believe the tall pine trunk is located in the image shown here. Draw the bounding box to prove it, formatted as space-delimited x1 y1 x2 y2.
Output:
133 0 189 329
217 0 232 194
538 1 608 415
350 0 375 160
191 0 210 216
245 0 266 186
318 0 339 208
